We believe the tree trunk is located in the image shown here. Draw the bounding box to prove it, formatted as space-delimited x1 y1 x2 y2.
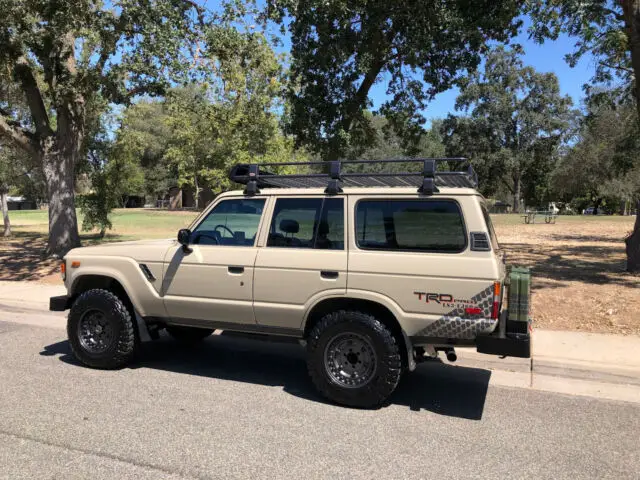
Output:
194 173 200 210
620 200 627 216
621 1 640 272
621 0 640 120
593 197 602 215
512 176 522 213
625 200 640 273
0 189 10 237
41 142 81 257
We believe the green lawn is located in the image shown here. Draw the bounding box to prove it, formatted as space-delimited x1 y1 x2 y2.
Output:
9 208 199 243
6 208 633 244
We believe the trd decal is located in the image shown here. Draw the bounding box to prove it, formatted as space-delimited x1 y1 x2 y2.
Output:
413 291 476 309
413 292 453 304
414 285 496 339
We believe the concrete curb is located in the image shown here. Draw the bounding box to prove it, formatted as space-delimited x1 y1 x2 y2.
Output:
450 346 640 386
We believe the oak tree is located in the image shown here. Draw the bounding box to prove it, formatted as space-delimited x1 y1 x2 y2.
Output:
441 47 573 212
267 0 522 160
0 0 207 255
529 0 640 271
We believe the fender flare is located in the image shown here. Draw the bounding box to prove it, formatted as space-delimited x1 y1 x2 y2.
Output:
302 290 416 371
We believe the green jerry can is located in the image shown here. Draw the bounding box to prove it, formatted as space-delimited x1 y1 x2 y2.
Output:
507 266 531 334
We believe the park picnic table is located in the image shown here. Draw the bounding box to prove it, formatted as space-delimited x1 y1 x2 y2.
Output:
522 210 558 224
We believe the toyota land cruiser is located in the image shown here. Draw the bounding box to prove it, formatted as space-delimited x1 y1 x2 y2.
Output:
50 158 532 408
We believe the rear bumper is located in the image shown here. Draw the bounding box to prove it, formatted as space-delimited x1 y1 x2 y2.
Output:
49 295 70 312
476 332 531 358
476 310 531 358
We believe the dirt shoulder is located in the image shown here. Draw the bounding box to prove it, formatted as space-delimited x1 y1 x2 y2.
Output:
493 215 639 336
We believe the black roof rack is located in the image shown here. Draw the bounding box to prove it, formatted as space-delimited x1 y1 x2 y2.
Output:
229 158 478 196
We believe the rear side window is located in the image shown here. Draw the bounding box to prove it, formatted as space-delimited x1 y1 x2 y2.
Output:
356 200 466 253
267 197 345 250
481 205 500 250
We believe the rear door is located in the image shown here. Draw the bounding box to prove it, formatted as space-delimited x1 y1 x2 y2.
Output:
253 196 347 329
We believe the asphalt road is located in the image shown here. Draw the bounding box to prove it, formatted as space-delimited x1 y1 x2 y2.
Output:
0 319 639 480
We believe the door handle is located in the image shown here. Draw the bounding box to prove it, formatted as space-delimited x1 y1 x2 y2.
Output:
228 266 244 274
320 270 339 279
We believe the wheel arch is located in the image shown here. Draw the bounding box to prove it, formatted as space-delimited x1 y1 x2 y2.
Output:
70 274 135 316
303 296 410 369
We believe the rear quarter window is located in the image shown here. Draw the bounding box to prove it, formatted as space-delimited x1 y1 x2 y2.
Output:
355 199 467 253
481 204 500 250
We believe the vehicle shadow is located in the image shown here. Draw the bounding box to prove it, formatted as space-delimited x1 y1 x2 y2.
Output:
41 334 491 420
500 241 636 288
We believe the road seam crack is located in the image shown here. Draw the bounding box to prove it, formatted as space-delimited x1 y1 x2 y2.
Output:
0 429 207 479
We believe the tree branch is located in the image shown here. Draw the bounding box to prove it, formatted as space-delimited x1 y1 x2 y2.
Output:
599 60 634 73
12 56 53 137
0 113 37 154
340 57 386 134
95 13 130 76
179 0 207 26
500 176 514 193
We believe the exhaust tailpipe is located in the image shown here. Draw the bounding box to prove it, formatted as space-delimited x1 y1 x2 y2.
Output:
445 348 457 362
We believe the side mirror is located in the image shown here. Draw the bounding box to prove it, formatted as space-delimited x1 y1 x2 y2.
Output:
177 228 192 253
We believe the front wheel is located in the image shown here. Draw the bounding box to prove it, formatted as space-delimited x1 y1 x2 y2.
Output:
306 310 403 408
67 289 137 369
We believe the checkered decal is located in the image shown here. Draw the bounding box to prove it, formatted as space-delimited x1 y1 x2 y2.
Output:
415 285 497 339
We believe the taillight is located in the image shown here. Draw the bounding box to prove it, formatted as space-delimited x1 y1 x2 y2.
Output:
60 261 66 281
491 281 501 319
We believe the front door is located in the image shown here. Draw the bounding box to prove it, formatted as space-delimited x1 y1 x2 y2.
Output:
253 196 347 329
162 197 266 326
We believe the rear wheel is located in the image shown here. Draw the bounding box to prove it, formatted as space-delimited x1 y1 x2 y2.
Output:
165 325 214 343
67 289 137 369
306 310 402 408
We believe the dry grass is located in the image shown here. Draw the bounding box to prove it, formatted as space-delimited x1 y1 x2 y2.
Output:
0 209 197 284
1 209 638 335
492 215 639 335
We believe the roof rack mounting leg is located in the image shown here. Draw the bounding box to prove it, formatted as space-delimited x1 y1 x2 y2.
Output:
325 160 343 195
418 159 439 195
244 164 260 196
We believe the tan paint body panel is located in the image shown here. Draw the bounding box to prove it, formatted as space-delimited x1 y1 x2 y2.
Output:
63 187 504 341
161 244 257 325
65 239 175 317
253 248 347 328
252 194 348 328
345 194 502 337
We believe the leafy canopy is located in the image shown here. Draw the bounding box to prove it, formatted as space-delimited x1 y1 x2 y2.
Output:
441 47 574 208
528 0 637 106
266 0 522 159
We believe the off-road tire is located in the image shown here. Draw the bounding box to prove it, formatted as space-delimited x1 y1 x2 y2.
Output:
67 289 137 369
165 326 214 343
306 310 403 408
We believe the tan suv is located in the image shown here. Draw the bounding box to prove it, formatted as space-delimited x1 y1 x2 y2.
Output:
50 158 531 408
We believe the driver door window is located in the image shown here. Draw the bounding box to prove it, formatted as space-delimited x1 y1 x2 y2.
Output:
191 199 265 246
